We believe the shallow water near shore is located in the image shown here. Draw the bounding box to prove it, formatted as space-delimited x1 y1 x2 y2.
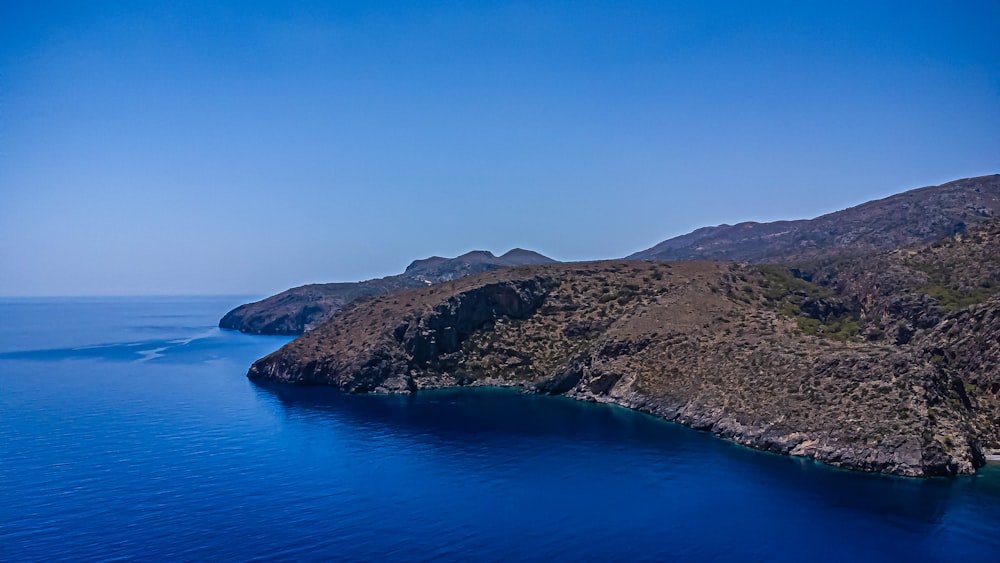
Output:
1 297 998 561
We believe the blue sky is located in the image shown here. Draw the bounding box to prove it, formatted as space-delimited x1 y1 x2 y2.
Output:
2 1 998 296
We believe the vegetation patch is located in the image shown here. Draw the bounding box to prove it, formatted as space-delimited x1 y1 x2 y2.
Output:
919 282 998 311
756 265 861 341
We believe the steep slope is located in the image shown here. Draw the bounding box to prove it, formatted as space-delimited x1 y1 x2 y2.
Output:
248 223 1000 476
628 175 1000 263
220 249 554 335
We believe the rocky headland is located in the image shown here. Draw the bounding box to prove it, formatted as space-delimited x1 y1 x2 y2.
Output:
243 175 1000 477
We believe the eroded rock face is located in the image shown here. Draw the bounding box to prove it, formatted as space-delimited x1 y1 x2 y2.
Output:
247 251 1000 477
404 280 550 369
248 277 552 392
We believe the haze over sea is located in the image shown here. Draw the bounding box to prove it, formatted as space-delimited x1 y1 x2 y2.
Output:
2 296 998 561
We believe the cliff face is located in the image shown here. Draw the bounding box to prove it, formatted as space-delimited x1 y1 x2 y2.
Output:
220 249 554 335
249 277 552 390
628 175 1000 263
249 227 1000 476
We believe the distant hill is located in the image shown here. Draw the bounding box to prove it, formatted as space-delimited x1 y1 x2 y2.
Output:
627 175 1000 263
219 249 554 334
404 248 555 283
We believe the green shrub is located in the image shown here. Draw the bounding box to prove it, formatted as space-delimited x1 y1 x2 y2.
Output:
920 283 996 310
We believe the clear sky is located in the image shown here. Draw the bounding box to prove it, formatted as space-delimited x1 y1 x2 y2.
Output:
2 1 998 296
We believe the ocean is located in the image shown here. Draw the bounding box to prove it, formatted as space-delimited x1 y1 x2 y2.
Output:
1 296 997 561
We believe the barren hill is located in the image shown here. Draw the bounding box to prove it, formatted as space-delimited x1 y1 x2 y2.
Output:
628 175 1000 263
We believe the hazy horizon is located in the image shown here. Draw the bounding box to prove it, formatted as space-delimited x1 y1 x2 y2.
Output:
3 1 998 296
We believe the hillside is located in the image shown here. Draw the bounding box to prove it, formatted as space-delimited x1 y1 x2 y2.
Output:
248 220 1000 476
220 249 553 334
628 175 1000 263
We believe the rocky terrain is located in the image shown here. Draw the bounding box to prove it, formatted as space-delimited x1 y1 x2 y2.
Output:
248 218 1000 476
628 175 1000 263
220 249 553 334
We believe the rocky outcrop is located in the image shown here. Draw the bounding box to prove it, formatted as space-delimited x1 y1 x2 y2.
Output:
221 249 554 335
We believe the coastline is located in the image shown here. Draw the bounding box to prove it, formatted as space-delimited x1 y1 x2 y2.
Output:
250 370 989 478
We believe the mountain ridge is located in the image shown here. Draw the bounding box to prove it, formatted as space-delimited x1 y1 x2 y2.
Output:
627 175 1000 263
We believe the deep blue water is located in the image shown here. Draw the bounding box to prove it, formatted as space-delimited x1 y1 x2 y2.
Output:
1 297 998 561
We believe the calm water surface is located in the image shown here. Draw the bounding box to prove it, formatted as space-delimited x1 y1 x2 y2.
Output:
1 297 997 561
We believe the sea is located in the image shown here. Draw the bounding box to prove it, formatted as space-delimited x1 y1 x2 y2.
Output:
1 296 998 562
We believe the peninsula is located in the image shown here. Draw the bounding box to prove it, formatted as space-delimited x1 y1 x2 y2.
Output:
243 175 1000 476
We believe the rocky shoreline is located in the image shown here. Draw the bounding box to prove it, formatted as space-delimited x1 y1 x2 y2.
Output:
250 369 979 477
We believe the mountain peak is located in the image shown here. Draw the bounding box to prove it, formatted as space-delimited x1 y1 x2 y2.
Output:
499 248 555 265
